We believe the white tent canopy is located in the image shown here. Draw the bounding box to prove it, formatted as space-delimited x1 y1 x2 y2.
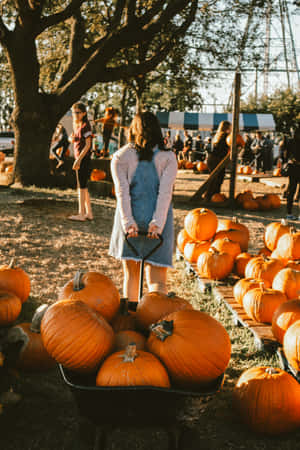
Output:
156 112 276 131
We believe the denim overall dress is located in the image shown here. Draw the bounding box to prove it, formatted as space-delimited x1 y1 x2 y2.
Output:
109 149 173 267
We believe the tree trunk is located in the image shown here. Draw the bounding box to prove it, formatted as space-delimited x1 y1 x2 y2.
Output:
118 85 129 148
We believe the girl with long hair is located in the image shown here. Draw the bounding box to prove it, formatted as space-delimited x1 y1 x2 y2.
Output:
109 111 178 301
68 102 93 221
205 120 231 200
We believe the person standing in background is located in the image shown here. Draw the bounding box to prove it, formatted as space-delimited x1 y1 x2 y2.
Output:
51 123 69 169
251 131 268 172
172 133 184 158
68 102 93 222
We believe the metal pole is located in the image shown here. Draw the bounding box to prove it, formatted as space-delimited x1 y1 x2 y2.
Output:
284 0 300 88
229 71 241 203
264 0 272 95
279 0 290 88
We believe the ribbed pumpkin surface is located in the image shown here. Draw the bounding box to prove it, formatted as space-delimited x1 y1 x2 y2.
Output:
243 288 287 323
0 265 30 303
0 291 22 326
233 278 263 306
272 300 300 344
272 268 300 300
245 256 284 288
147 310 231 388
113 330 146 352
283 320 300 371
41 300 114 373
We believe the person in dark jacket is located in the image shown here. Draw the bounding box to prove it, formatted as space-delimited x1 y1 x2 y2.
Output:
51 123 69 169
239 133 253 165
285 127 300 220
205 120 231 200
172 133 184 158
251 131 268 172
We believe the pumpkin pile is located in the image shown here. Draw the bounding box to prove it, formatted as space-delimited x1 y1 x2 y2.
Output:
178 209 250 280
40 272 231 390
236 190 281 211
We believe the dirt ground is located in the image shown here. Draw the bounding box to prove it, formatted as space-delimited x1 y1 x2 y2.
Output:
0 171 299 450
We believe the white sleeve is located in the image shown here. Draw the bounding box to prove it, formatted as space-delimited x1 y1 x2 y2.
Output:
111 152 137 233
150 152 178 233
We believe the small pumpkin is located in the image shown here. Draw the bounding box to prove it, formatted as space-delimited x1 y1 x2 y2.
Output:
256 195 272 211
113 330 146 352
245 256 284 288
184 160 194 170
236 190 253 205
242 198 259 211
0 291 22 326
135 291 193 331
59 270 120 322
264 219 290 251
197 248 234 280
243 285 287 323
217 217 249 247
90 169 106 181
267 193 281 209
233 278 264 306
233 366 300 434
211 238 241 261
96 343 170 387
242 165 252 175
211 193 227 203
0 259 30 303
234 253 253 278
184 208 218 241
183 240 211 264
276 230 300 261
226 133 245 148
176 229 192 254
196 161 208 172
213 228 248 252
272 268 300 300
273 168 281 176
111 298 136 332
147 310 231 388
272 300 300 344
41 299 114 373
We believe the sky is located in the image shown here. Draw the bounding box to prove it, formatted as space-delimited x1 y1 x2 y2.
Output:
200 6 300 112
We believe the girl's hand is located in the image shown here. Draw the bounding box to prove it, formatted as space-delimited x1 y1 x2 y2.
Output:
72 159 81 171
148 223 160 239
127 224 138 238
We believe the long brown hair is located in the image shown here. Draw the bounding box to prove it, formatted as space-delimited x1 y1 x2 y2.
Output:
213 120 231 146
72 102 88 130
128 112 165 160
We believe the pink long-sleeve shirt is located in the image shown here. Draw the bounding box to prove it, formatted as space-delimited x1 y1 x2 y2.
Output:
111 143 178 233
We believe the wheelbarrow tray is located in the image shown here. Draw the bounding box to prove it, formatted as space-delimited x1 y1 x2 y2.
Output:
59 364 224 428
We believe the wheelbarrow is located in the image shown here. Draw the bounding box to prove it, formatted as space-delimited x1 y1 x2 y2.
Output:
59 232 225 449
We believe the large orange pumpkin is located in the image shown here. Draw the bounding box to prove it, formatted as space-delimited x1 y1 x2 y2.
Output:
41 300 114 373
272 300 300 344
59 270 120 322
284 320 300 371
213 229 248 252
0 291 22 326
96 344 170 387
135 291 193 331
176 229 192 254
234 253 253 278
243 286 287 323
276 230 300 261
245 256 284 288
113 330 146 352
264 220 290 251
197 248 234 280
0 259 30 303
233 278 264 306
183 240 211 264
233 366 300 434
147 310 231 388
272 268 300 300
184 208 218 241
211 238 241 260
111 298 136 332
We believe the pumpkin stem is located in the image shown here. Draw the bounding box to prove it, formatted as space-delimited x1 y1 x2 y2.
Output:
30 304 49 333
265 367 280 375
122 343 138 362
73 271 85 291
119 298 130 316
281 219 288 226
8 258 15 269
150 320 174 341
167 292 176 298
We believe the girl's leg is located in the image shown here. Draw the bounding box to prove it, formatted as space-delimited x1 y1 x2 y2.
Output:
145 264 167 293
83 188 93 219
122 260 141 302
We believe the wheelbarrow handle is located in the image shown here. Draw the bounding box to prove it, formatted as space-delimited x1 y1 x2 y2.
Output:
125 231 163 261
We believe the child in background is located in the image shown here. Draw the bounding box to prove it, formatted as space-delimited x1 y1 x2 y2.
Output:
93 107 119 157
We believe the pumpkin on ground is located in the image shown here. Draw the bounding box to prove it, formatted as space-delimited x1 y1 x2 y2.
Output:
264 220 290 251
113 330 146 352
90 169 106 181
211 238 241 261
183 240 211 264
272 268 300 300
276 230 300 261
272 300 300 344
245 256 284 288
184 208 218 241
268 193 281 209
242 166 252 175
242 286 287 323
211 193 227 203
0 259 30 303
256 195 273 211
217 217 249 243
242 198 259 211
234 253 253 278
135 291 193 331
111 298 136 332
96 344 170 388
0 291 22 326
236 190 253 206
233 366 300 434
273 168 281 176
41 300 114 373
283 320 300 372
233 278 264 306
226 133 245 148
213 228 249 252
176 229 192 254
59 270 120 322
147 310 231 388
196 161 208 172
197 248 234 280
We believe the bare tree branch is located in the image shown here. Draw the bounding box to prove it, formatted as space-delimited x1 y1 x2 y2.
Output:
37 0 85 35
0 15 10 44
125 0 137 25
